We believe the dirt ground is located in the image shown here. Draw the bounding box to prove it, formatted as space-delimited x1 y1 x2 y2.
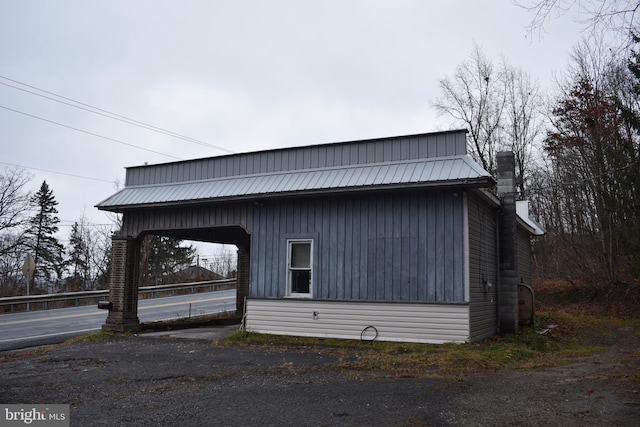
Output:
1 323 639 427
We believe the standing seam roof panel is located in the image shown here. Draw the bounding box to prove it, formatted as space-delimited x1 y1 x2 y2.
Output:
97 155 495 209
268 174 282 193
449 159 464 180
246 176 263 195
277 173 295 194
272 174 289 193
430 160 445 181
340 167 356 187
250 175 267 194
325 168 342 188
329 168 348 188
194 182 210 199
390 164 405 183
359 166 378 187
295 171 314 190
313 170 332 189
375 165 391 185
409 162 425 182
262 174 279 193
402 162 418 183
236 176 255 196
439 159 453 181
183 183 198 200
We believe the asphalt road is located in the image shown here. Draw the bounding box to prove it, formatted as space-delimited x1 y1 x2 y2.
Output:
0 289 236 351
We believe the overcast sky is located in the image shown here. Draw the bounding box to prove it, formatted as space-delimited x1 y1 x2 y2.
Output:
0 0 585 250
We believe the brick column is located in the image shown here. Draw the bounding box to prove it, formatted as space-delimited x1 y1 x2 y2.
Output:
103 237 141 332
236 246 250 314
497 152 518 334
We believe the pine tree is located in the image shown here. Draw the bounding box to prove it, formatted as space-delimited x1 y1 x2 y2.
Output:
26 181 64 292
65 221 89 291
141 235 195 286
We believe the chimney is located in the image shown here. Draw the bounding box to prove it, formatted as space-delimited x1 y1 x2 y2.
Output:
497 151 518 334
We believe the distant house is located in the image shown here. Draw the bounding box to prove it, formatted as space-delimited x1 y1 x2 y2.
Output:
174 265 223 283
97 129 543 343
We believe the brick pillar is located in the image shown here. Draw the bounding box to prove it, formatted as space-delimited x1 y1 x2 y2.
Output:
497 151 518 334
236 245 250 314
103 237 141 332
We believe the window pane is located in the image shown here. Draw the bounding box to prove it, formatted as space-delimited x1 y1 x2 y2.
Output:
291 242 311 268
291 270 310 293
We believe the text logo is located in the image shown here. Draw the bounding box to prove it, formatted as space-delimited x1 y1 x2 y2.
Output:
1 405 69 427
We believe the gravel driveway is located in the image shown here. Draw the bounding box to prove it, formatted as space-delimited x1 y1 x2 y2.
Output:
1 326 638 426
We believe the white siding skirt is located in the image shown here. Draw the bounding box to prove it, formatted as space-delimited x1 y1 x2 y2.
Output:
246 299 470 344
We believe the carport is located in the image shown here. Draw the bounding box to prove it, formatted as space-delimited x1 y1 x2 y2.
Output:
96 193 253 331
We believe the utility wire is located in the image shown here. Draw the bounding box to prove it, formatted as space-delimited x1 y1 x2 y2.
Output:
0 160 115 183
58 221 115 227
0 75 235 154
0 105 181 160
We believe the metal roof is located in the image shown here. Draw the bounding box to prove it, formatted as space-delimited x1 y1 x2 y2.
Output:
97 155 495 212
516 201 546 236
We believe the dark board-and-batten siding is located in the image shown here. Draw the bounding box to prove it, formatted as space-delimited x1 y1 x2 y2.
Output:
120 203 253 238
467 191 499 341
126 131 468 186
250 190 466 303
517 227 533 286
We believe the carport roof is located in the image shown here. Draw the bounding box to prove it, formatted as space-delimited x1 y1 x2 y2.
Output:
96 154 495 212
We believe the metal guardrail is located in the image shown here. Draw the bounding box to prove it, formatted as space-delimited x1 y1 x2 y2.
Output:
0 279 237 313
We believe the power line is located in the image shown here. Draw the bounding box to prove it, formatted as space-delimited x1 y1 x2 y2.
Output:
0 160 115 183
0 105 181 160
0 75 235 154
58 221 115 228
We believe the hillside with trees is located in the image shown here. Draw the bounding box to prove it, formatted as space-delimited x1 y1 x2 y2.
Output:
434 1 640 313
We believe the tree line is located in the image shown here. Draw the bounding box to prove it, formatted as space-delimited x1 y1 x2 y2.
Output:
435 2 640 285
0 176 114 296
0 174 236 297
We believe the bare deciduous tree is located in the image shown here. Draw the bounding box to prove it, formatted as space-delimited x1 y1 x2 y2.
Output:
539 40 639 284
503 64 544 197
517 0 640 45
0 168 33 297
0 168 32 257
434 44 505 175
434 44 543 197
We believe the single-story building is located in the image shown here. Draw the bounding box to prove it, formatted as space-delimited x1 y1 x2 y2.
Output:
96 129 543 343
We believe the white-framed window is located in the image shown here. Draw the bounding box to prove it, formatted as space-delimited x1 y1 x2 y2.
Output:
287 239 313 297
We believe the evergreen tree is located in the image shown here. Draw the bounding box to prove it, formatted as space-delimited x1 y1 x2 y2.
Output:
25 181 64 292
65 221 90 291
141 235 195 286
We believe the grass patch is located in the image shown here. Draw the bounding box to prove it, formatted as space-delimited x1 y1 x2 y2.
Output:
0 331 113 363
0 346 52 362
141 313 242 332
61 331 112 346
223 309 638 379
535 280 640 319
